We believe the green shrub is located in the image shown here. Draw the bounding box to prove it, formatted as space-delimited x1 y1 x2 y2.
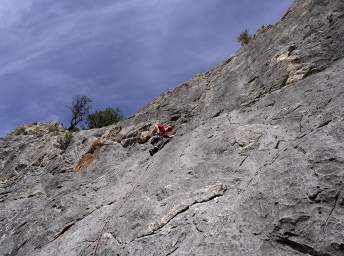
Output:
58 132 73 151
237 29 252 46
87 107 123 129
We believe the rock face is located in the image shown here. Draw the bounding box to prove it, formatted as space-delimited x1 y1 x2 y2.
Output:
1 0 344 255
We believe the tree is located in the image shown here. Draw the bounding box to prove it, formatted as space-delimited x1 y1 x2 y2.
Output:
67 95 92 131
237 29 252 46
87 107 123 129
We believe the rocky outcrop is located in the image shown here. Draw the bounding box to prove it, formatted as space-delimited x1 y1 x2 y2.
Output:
1 0 344 255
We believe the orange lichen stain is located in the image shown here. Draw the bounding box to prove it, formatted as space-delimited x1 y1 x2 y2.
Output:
87 139 103 154
74 139 104 172
74 153 94 172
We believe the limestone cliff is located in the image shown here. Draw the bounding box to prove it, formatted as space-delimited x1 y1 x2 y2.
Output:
1 0 344 255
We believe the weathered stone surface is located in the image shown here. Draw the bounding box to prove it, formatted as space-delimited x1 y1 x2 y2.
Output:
1 0 344 255
8 122 65 137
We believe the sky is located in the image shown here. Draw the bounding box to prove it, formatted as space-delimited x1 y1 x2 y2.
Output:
0 0 293 136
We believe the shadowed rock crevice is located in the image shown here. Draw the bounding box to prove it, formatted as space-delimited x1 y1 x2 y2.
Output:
137 184 227 239
53 222 75 241
274 236 334 256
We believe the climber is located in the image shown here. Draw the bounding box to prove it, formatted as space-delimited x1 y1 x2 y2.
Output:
149 120 174 156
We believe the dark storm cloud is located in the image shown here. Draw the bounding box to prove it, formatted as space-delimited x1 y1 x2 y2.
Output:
0 0 293 135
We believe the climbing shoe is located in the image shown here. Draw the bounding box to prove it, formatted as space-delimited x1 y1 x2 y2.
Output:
149 147 159 156
149 149 154 156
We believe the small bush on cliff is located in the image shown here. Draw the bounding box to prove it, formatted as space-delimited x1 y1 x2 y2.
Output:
87 107 123 129
237 29 252 46
67 95 92 131
58 132 73 151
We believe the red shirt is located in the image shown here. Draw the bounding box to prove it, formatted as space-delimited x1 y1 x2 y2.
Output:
156 123 166 135
155 123 174 138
